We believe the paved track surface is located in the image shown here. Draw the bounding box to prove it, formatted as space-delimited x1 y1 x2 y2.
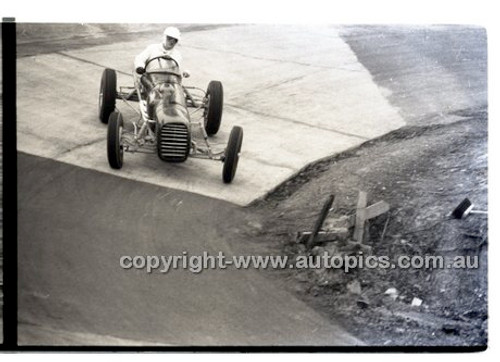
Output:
339 25 487 126
17 24 404 206
18 153 361 346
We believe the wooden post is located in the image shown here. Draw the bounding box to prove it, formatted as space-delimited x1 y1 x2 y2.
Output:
306 194 335 250
365 201 390 220
299 191 389 247
353 191 368 242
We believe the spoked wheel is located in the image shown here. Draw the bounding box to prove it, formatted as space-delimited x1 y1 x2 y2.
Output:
107 112 124 169
204 80 223 136
98 68 117 124
222 126 243 183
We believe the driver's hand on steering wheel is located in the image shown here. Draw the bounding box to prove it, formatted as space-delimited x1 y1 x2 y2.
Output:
136 66 146 75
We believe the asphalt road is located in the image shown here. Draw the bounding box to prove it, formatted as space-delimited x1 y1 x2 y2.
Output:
18 153 361 345
16 24 404 206
340 25 487 126
17 24 487 346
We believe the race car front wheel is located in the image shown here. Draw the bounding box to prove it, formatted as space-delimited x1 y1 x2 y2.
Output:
99 68 117 124
107 112 124 169
222 126 243 183
204 80 223 135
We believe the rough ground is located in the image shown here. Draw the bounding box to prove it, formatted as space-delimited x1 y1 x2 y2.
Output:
247 110 487 346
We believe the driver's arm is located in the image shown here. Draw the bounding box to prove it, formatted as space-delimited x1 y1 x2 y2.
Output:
134 45 155 73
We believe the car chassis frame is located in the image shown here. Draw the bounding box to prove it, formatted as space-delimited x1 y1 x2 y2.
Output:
115 84 226 162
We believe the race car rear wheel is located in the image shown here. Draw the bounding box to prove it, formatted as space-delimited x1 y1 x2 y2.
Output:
107 112 124 169
222 126 243 183
204 81 223 136
99 68 117 124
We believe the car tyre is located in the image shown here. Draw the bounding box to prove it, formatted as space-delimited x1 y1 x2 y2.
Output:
222 126 243 183
99 68 117 124
107 112 124 169
204 80 223 135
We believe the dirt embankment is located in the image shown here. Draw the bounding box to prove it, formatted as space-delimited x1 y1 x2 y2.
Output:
248 109 487 346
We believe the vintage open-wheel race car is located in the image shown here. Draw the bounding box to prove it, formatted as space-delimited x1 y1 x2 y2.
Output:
98 55 243 183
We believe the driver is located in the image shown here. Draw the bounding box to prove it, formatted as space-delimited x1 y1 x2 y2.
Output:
133 26 189 97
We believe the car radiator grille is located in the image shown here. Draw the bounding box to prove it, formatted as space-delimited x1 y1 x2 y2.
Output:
157 123 190 162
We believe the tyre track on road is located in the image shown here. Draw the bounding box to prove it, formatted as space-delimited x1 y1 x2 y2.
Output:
56 51 133 77
226 103 369 140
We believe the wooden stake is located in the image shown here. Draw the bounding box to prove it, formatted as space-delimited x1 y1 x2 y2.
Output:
306 194 335 250
353 191 368 242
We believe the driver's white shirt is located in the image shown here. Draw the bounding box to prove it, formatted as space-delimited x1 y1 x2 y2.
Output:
133 43 183 71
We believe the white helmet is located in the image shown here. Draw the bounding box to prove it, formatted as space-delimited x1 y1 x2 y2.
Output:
163 26 181 42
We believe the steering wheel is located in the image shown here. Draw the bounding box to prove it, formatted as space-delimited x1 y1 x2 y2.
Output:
144 55 179 71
